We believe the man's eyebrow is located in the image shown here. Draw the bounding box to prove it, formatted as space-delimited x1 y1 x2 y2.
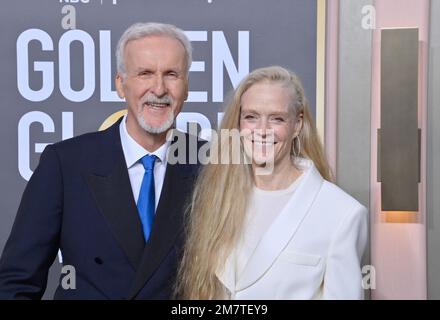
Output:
134 67 153 73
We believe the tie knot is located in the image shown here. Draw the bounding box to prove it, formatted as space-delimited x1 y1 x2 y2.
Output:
140 154 157 171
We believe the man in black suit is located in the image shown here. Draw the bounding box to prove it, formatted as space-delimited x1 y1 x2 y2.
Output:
0 22 201 299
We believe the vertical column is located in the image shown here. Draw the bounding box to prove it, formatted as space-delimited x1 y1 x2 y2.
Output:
337 0 373 299
337 0 373 206
427 0 440 300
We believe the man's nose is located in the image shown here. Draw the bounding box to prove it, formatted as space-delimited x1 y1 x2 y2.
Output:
151 75 166 97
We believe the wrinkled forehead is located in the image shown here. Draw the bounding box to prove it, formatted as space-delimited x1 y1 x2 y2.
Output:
124 34 185 55
123 35 188 71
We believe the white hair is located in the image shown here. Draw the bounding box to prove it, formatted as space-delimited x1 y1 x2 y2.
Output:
116 22 192 78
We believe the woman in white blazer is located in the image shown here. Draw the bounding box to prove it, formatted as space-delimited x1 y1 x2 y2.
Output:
176 66 368 300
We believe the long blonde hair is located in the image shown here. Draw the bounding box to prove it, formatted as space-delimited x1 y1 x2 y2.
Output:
175 66 332 299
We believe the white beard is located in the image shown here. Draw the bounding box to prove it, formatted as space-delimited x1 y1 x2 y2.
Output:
136 108 175 134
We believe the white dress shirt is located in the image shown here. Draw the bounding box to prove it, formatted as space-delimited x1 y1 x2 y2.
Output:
119 114 169 210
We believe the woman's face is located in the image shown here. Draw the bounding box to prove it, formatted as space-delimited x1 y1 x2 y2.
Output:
239 82 302 170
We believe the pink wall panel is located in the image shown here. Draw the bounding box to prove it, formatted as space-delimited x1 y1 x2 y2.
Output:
370 0 430 299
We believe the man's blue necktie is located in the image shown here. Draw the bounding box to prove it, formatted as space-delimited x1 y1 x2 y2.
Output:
137 154 157 242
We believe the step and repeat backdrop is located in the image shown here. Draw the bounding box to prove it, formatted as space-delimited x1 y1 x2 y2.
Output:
0 0 319 298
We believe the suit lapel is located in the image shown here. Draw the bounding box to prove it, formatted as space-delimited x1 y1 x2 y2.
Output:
215 250 236 295
85 119 145 270
234 159 324 292
128 131 200 299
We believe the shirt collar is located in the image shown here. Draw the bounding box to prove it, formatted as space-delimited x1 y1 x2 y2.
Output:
119 114 170 168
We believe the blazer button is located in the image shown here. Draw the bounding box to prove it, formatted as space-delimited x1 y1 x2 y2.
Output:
94 257 103 265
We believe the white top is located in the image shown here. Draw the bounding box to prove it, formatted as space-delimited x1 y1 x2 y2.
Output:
119 114 170 210
234 174 304 282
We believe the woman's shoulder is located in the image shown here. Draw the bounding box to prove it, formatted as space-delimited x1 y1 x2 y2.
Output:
317 180 367 216
296 158 367 219
303 180 368 239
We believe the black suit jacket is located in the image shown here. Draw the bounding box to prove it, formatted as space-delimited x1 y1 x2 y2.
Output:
0 118 202 299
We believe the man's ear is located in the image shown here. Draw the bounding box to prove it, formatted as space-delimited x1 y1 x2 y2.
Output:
115 73 125 99
184 78 189 101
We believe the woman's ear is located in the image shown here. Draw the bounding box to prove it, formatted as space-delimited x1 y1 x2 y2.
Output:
294 112 304 136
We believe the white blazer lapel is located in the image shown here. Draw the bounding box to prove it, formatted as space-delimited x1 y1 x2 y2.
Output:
215 249 236 295
235 159 324 292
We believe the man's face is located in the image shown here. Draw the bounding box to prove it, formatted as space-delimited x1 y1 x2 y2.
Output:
116 35 188 136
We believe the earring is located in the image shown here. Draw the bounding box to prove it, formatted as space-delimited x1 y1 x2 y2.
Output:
292 136 301 157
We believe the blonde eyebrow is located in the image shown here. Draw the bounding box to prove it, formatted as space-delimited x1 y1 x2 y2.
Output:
240 109 290 117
